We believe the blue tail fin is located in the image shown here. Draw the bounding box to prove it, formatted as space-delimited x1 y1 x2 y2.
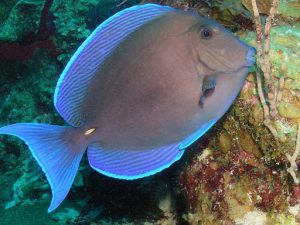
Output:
0 123 86 212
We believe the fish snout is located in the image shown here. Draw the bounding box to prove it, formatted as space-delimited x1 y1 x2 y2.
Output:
245 46 257 67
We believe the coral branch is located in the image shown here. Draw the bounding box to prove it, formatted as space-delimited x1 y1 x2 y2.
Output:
36 0 54 40
0 40 57 62
286 121 300 185
251 0 265 75
251 0 280 136
265 0 280 118
116 0 129 7
254 67 278 138
264 0 279 81
255 69 271 123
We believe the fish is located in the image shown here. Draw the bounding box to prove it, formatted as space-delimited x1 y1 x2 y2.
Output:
0 4 256 212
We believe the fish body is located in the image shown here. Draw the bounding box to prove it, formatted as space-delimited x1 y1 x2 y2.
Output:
82 10 252 150
0 4 256 212
84 12 204 150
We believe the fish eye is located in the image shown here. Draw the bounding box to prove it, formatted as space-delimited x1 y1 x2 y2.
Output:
200 27 213 40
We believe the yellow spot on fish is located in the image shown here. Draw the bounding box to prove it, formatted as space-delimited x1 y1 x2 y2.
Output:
84 128 96 136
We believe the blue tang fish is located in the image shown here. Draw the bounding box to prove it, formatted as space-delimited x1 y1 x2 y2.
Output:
0 4 256 212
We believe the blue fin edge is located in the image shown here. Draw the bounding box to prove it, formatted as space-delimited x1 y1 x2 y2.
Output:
89 149 184 180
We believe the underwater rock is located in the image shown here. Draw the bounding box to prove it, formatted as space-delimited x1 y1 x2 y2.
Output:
278 0 300 22
217 131 232 153
241 23 300 90
241 0 273 14
278 102 300 119
4 157 43 209
51 207 80 224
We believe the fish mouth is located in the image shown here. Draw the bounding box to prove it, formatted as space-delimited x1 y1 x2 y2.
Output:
244 46 257 67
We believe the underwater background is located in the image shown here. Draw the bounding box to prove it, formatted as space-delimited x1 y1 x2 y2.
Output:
0 0 300 224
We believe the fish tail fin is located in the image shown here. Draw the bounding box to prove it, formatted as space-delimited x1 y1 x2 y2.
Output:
0 123 86 212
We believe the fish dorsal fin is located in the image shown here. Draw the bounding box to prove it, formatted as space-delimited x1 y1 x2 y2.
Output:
54 4 174 127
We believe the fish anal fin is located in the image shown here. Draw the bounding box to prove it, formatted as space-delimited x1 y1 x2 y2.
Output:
87 143 183 180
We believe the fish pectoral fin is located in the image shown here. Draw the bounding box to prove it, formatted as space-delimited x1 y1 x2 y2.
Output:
199 74 217 108
87 143 184 180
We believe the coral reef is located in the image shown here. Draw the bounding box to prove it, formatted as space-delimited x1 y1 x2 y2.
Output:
177 0 300 223
0 0 300 224
249 0 300 184
50 0 100 62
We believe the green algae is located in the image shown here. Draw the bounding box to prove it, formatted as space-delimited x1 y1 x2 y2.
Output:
267 212 297 225
0 0 45 42
0 200 59 225
0 196 84 225
50 0 101 63
0 50 60 124
241 23 300 90
278 102 300 119
0 0 18 24
50 0 144 63
278 0 300 20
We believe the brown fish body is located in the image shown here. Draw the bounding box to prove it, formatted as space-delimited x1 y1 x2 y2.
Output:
82 11 250 150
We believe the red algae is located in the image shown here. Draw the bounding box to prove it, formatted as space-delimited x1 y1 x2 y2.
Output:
179 141 289 224
289 186 300 206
